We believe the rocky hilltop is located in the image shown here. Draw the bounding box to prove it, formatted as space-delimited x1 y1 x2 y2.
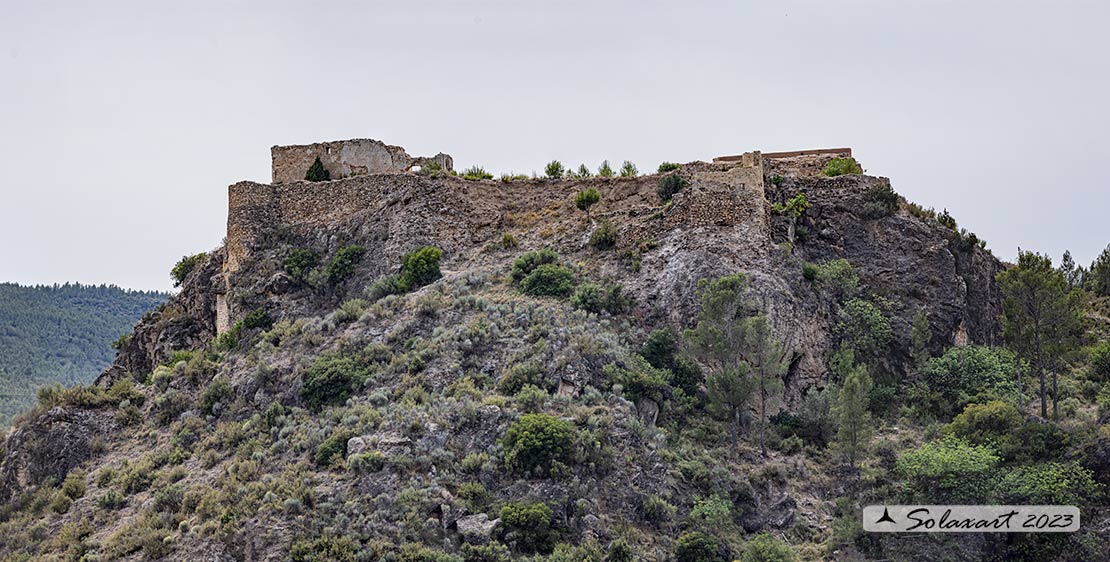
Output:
2 140 1068 562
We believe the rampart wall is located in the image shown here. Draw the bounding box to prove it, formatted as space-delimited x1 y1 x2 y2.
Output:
271 138 453 183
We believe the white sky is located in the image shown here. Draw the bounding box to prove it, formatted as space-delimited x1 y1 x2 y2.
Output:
1 0 1107 290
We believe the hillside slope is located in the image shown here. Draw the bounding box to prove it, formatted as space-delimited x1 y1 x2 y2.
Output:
0 283 167 426
0 150 1105 562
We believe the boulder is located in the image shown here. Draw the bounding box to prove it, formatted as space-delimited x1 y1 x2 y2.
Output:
456 513 501 544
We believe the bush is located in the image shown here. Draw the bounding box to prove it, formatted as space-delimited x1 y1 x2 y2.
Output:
801 262 818 280
640 494 675 522
657 174 688 201
588 220 618 250
998 462 1101 505
922 346 1019 419
812 259 859 298
862 183 899 218
500 501 553 552
545 160 565 179
301 353 372 410
367 274 406 301
597 160 614 178
619 161 638 177
823 157 862 177
284 248 317 280
304 156 331 182
571 282 631 315
291 535 357 562
674 531 722 562
400 246 443 291
741 532 796 562
576 188 600 217
462 542 511 562
690 494 731 530
519 264 576 298
604 358 671 404
324 245 366 285
1090 341 1110 382
896 436 1000 502
171 253 206 287
502 413 575 474
61 470 86 500
658 162 681 173
199 376 233 416
575 164 592 178
837 298 892 358
348 451 386 473
462 166 494 180
500 233 518 249
942 401 1022 454
315 429 356 467
640 328 702 397
510 249 560 284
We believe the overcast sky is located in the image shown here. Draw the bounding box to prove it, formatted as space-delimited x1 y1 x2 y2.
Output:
1 1 1107 291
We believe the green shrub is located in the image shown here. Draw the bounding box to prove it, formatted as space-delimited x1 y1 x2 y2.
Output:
400 246 443 291
500 233 518 249
497 363 547 396
938 208 958 230
741 532 796 562
367 274 406 301
284 248 318 280
619 161 638 177
575 164 592 178
896 436 1000 502
823 157 862 177
801 262 818 280
519 264 576 298
1090 341 1110 382
640 328 702 397
98 489 126 510
304 156 331 182
588 220 618 250
837 298 892 358
571 282 631 315
674 531 722 562
503 413 575 474
690 494 731 530
942 401 1022 454
510 249 560 284
199 376 233 416
658 162 681 173
604 359 671 404
998 462 1101 505
325 245 366 284
301 353 371 410
606 539 633 562
61 470 86 500
291 535 357 562
462 166 494 180
641 494 675 522
242 308 273 330
315 429 356 468
576 188 601 218
862 183 899 218
545 160 565 179
922 346 1019 419
462 542 511 562
597 160 614 178
500 501 553 552
812 258 859 298
171 253 206 287
657 174 688 201
348 451 385 473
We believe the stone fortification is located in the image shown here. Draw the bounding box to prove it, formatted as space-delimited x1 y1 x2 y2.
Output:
271 138 453 183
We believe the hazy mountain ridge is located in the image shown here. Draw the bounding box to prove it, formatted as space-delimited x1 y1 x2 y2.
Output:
0 282 168 426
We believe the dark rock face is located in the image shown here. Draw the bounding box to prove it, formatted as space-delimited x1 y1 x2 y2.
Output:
98 249 225 386
0 407 112 503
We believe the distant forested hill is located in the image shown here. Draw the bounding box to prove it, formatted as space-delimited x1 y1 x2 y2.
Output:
0 283 167 425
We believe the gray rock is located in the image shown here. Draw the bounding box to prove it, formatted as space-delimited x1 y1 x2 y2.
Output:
456 513 501 544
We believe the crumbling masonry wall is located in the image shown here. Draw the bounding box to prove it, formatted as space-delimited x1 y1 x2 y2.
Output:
271 138 453 183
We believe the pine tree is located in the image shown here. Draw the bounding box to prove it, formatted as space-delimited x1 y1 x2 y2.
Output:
740 315 788 457
833 360 872 472
997 251 1082 419
305 156 330 182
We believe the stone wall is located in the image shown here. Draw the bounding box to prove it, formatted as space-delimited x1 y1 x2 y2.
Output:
716 148 856 179
270 138 453 183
